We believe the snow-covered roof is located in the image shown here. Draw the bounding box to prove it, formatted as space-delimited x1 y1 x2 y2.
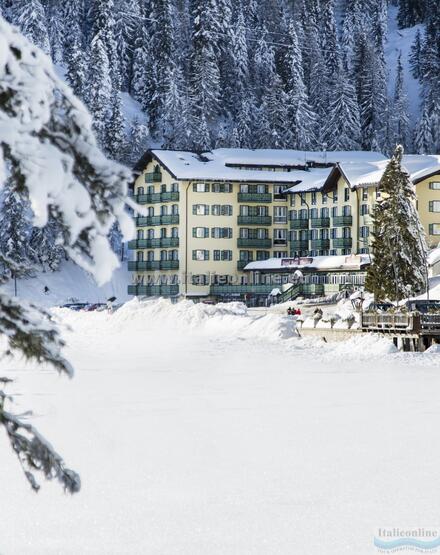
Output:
244 255 371 272
428 247 440 267
146 149 386 187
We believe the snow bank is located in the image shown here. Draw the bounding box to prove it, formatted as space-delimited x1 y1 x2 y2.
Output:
53 298 296 343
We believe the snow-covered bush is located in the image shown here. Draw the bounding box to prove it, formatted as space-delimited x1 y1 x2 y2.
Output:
0 17 133 493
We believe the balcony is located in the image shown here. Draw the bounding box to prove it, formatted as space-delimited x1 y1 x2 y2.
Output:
237 193 272 203
333 237 353 248
128 260 179 271
237 215 272 226
310 217 330 228
290 240 309 251
210 284 275 296
290 219 309 230
145 171 162 183
128 285 179 296
273 239 288 247
127 238 179 249
333 215 353 226
160 260 179 270
237 238 272 248
237 260 252 271
135 215 179 226
128 261 160 271
310 239 330 250
134 191 180 204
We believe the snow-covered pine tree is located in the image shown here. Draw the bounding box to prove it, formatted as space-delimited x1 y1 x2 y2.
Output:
106 92 127 162
391 52 411 152
0 179 33 277
0 16 133 493
114 0 139 92
129 116 150 164
322 71 362 150
87 32 112 145
30 217 64 272
409 29 423 80
89 0 120 89
366 145 428 301
161 63 192 149
46 0 64 63
397 0 426 28
65 26 87 101
9 0 51 55
284 20 317 149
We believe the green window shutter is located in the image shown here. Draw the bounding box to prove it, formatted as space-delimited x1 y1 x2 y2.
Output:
429 224 433 235
192 228 197 237
429 201 434 212
205 250 209 260
192 251 196 260
205 184 210 193
204 227 209 238
192 205 197 215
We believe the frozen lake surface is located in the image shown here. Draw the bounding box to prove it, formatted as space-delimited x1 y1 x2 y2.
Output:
2 299 440 554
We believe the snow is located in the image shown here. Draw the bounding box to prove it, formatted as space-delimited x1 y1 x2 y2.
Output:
0 260 131 308
150 148 386 186
2 298 440 554
244 254 370 272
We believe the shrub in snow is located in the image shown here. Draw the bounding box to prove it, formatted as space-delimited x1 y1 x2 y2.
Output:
0 17 133 493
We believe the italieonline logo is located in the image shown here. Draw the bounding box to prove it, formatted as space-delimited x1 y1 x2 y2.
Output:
374 527 440 552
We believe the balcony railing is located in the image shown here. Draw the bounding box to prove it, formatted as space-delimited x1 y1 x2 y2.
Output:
127 238 179 249
134 191 180 204
290 219 309 230
310 239 330 250
128 285 179 296
237 193 272 203
210 284 275 296
333 237 353 248
290 240 309 250
237 238 272 248
237 215 272 226
135 215 180 226
128 261 179 271
333 215 353 226
310 217 330 228
145 172 162 183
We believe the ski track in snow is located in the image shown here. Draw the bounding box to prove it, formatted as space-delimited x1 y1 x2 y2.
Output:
1 299 439 554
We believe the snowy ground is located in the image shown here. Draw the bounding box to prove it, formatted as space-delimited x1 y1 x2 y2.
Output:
2 299 440 555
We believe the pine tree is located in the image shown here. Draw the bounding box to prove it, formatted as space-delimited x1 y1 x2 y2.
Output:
322 72 362 150
65 27 87 101
129 116 150 164
391 52 411 152
0 180 33 276
106 92 127 162
87 33 112 144
409 29 423 80
366 145 428 301
10 0 51 55
30 217 64 272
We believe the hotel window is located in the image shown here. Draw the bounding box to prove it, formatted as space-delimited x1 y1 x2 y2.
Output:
429 182 440 190
137 229 144 239
147 251 154 261
192 250 210 261
343 227 351 238
171 205 179 215
161 205 168 216
342 205 352 216
171 182 179 192
274 185 286 199
310 229 319 240
290 195 296 207
160 250 168 261
214 250 232 261
240 251 253 261
212 182 233 193
170 250 179 261
273 251 288 258
161 184 167 193
171 227 179 238
360 204 369 215
360 226 370 238
321 207 329 218
147 185 154 194
299 208 308 219
330 228 337 239
344 187 350 202
321 192 328 204
332 206 338 217
192 227 209 238
211 227 233 239
310 208 318 219
429 224 440 235
137 186 144 195
193 183 209 192
160 228 167 238
147 229 154 239
222 205 233 215
362 189 368 201
375 187 381 199
193 204 209 215
330 249 337 256
256 251 270 260
148 207 154 216
429 201 440 212
273 229 287 245
311 192 317 205
274 206 287 223
333 192 338 203
137 251 144 261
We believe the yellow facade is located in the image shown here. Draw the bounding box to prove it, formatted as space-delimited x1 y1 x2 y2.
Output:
128 156 440 299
